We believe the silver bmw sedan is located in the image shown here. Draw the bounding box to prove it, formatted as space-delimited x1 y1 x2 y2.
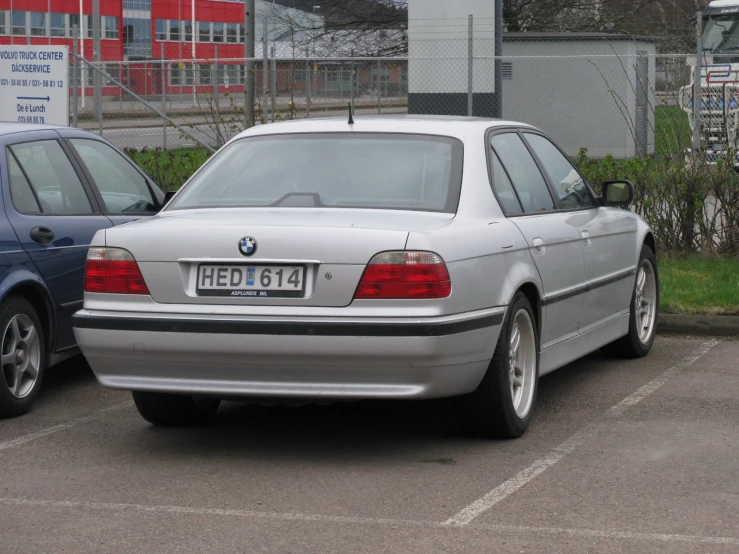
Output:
72 116 658 438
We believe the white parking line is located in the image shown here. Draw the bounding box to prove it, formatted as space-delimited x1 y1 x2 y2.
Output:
0 402 133 452
0 497 737 547
443 339 720 526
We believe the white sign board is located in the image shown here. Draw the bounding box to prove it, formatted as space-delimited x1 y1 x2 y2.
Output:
0 45 69 126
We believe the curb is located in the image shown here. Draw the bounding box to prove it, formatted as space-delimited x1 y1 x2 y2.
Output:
658 314 739 337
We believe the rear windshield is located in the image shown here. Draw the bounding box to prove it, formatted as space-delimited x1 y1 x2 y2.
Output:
167 133 464 213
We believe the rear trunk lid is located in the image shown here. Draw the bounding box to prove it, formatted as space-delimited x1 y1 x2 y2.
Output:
104 208 454 307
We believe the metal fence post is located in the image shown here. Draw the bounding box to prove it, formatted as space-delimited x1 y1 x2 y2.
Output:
306 46 311 118
72 28 78 127
214 44 220 126
244 0 256 127
494 0 503 118
350 50 355 113
93 0 102 136
161 42 167 149
468 14 473 117
262 19 268 121
271 44 276 122
692 10 702 154
377 60 381 114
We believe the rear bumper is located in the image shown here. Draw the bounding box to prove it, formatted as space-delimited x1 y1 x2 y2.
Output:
72 308 504 400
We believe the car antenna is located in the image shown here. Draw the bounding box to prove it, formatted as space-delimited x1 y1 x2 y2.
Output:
348 103 354 125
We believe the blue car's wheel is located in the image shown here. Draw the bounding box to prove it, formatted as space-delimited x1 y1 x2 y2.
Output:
0 296 45 418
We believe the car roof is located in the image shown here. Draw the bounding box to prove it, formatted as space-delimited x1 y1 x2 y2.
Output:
236 115 535 142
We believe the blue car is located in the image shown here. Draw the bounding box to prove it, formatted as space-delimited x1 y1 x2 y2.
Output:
0 123 164 417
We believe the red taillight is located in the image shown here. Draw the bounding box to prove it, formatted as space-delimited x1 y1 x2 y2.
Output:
354 251 451 299
84 247 150 295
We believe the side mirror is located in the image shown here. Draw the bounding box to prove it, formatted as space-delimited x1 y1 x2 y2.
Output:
600 180 634 207
161 190 177 209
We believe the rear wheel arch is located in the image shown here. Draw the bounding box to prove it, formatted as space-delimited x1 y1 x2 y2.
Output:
516 282 542 338
2 284 55 355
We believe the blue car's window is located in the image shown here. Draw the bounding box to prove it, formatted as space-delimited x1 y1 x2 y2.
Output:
69 139 157 214
168 134 464 214
9 140 93 215
491 133 554 214
6 150 42 214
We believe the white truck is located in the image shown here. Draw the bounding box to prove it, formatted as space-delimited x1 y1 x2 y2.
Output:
681 0 739 164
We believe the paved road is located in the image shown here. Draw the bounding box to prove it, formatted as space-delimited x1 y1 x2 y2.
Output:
1 335 737 553
90 122 217 151
81 106 409 151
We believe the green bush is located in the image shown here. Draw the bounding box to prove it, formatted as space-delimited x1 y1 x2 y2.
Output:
125 147 211 192
575 150 739 255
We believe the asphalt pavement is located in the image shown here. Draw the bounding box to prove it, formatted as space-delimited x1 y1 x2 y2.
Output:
1 335 737 553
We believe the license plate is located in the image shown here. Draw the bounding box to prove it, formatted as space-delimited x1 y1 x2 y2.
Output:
197 265 305 298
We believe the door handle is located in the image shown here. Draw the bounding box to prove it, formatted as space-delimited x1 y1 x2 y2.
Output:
581 230 592 247
532 237 545 255
30 226 55 245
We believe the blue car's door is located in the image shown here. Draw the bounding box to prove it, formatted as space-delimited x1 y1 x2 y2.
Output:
2 131 112 350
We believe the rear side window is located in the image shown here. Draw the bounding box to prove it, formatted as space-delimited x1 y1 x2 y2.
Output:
491 133 554 213
8 140 93 215
69 139 157 214
168 134 464 213
6 150 42 214
489 151 523 215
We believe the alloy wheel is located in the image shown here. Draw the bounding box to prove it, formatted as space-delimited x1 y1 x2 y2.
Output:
508 309 537 419
1 314 41 399
635 260 657 344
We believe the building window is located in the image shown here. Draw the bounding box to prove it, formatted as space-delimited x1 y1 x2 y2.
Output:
12 11 27 36
70 14 93 38
184 64 193 85
104 16 119 39
212 22 224 43
155 19 166 41
198 21 210 42
0 11 9 35
239 24 245 43
226 65 238 86
184 21 192 42
50 13 66 37
169 19 180 42
30 12 46 36
71 64 95 88
124 17 151 57
198 64 211 85
123 0 151 10
170 63 181 86
227 22 237 43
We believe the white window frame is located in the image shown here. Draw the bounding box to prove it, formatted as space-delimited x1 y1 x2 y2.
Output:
198 20 211 43
168 19 181 42
155 18 167 41
0 11 9 35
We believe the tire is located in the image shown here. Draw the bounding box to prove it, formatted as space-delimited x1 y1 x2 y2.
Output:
458 292 539 439
0 296 46 419
602 245 659 359
132 391 220 426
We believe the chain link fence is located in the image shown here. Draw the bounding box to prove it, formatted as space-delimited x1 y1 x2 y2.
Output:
66 37 695 164
60 36 739 254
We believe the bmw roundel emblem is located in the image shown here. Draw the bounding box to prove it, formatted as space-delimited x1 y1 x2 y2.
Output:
239 237 257 257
